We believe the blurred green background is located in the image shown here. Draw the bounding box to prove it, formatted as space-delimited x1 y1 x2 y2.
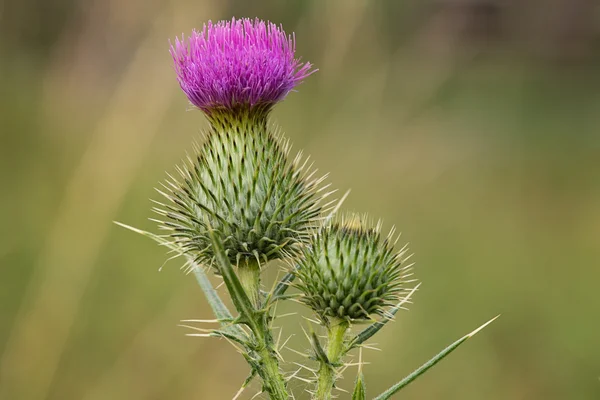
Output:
1 0 600 399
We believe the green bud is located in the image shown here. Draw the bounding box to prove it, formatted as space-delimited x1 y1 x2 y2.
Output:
155 109 328 271
295 215 413 321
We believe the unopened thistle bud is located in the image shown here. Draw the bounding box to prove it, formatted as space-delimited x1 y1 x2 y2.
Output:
157 18 325 271
295 215 414 321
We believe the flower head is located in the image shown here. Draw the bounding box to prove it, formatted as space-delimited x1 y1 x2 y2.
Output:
295 215 414 321
170 18 315 114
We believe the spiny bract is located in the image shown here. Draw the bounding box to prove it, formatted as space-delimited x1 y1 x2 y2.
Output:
155 112 328 270
295 216 413 321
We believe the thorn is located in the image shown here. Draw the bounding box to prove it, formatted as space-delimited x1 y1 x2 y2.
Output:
113 221 146 235
286 347 310 358
361 344 381 351
177 324 213 333
301 316 321 325
180 319 221 323
274 312 298 319
286 367 303 382
467 314 500 338
292 362 318 373
215 280 226 290
293 375 315 384
232 383 247 400
299 325 312 342
334 386 349 393
344 361 370 367
358 347 363 373
279 334 295 353
399 282 420 305
324 189 351 225
275 325 284 349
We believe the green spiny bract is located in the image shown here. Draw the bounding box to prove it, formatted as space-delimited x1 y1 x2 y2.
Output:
295 216 413 321
155 109 328 270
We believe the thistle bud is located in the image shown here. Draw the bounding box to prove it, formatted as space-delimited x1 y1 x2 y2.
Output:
295 215 413 321
156 18 325 271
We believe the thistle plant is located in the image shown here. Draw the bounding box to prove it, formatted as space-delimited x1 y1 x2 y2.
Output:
163 19 324 308
118 17 497 400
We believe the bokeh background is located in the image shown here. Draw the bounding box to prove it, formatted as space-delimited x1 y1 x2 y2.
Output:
1 0 600 399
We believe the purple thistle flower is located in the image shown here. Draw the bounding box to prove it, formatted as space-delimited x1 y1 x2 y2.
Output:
170 18 316 114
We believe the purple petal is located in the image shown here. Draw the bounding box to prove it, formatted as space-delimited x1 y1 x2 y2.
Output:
170 18 316 113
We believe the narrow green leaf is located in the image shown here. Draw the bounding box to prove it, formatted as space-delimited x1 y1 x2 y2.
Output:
191 266 233 322
348 284 420 350
373 315 500 400
211 329 249 347
242 368 257 387
351 372 366 400
311 331 329 364
114 222 245 339
192 266 247 339
206 227 257 326
272 268 297 298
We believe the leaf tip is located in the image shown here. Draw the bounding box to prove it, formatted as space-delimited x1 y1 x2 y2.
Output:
467 314 500 339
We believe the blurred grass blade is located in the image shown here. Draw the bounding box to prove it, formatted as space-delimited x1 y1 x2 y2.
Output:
114 222 244 338
373 315 500 400
351 372 366 400
348 283 420 350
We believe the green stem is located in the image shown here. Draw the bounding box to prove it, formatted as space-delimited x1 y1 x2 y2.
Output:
208 233 287 399
237 259 261 308
256 338 288 400
236 260 288 399
316 319 350 400
245 308 288 400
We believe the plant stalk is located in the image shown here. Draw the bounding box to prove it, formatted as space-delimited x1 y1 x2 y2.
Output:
208 232 288 399
316 318 350 400
256 336 289 400
237 259 288 399
245 306 288 399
